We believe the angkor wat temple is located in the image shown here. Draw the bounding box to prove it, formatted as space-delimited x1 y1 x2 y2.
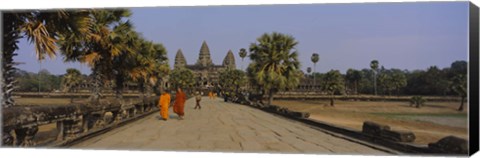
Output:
174 41 236 89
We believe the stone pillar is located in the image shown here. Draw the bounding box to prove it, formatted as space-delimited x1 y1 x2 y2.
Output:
15 126 39 147
63 119 83 139
2 129 14 146
56 121 65 141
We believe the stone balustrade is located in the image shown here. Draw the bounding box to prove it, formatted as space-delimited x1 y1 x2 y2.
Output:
2 97 159 147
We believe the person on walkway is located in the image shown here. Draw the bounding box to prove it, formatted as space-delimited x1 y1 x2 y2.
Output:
223 91 229 102
208 91 213 100
173 87 187 120
158 89 171 121
194 91 202 109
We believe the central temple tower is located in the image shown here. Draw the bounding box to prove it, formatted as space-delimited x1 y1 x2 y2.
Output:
173 40 237 91
195 41 214 67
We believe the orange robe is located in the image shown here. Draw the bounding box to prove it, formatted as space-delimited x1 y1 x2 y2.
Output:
158 93 171 120
173 90 186 117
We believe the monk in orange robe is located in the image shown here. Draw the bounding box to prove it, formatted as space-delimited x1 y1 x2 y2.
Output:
208 91 213 99
158 90 171 121
173 88 187 120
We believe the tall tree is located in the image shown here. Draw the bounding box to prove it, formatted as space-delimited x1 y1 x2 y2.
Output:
357 68 374 94
170 68 195 92
108 23 143 101
370 60 379 95
311 53 320 90
219 69 246 94
451 74 467 111
238 48 247 70
322 70 345 106
424 66 449 95
390 69 407 96
61 68 82 92
2 10 91 108
449 60 467 76
377 67 390 95
58 9 132 103
248 32 303 106
61 68 83 103
346 69 363 95
133 40 169 101
306 67 312 91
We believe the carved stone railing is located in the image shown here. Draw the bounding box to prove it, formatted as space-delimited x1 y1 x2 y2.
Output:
2 97 159 147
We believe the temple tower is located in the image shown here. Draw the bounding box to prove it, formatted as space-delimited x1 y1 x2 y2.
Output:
174 49 187 69
222 50 236 69
196 41 213 67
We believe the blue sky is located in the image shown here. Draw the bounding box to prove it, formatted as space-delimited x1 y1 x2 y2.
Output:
13 2 469 75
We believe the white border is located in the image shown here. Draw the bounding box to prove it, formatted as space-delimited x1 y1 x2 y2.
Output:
0 0 475 10
1 0 478 158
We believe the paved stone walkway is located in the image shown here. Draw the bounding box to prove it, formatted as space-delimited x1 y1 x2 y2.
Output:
72 97 388 155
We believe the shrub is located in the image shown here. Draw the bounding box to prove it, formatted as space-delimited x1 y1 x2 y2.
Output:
410 96 426 108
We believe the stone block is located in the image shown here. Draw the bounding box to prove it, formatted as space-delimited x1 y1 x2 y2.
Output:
428 136 468 154
380 129 415 142
362 121 390 136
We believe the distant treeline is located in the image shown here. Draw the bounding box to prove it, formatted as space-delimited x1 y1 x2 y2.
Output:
14 69 90 92
14 69 63 92
304 60 467 96
14 60 467 97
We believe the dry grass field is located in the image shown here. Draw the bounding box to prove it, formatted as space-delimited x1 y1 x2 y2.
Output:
272 99 468 145
14 97 139 106
15 98 75 106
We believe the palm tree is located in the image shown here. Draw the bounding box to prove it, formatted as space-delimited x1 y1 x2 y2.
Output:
451 74 467 111
238 48 248 70
248 32 303 106
118 34 147 100
352 70 363 95
58 9 132 104
346 69 356 95
306 67 312 91
2 10 92 108
61 68 83 103
370 60 379 95
311 53 319 90
132 40 169 102
322 70 345 106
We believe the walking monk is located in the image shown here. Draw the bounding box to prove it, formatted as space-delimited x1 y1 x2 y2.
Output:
158 90 171 121
208 91 213 99
173 87 187 120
